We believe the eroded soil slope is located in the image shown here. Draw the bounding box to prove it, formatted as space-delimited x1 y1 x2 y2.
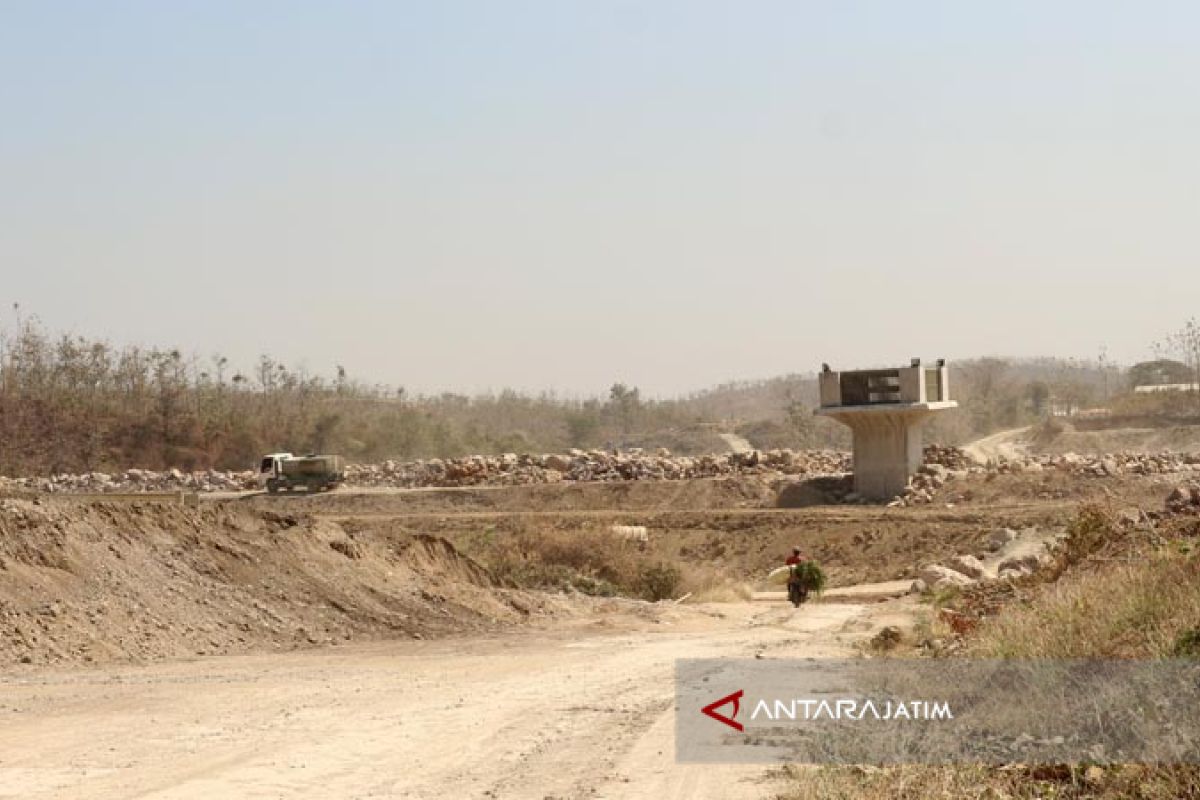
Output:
0 498 560 666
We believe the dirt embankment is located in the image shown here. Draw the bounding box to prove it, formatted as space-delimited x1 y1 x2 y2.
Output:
0 498 563 666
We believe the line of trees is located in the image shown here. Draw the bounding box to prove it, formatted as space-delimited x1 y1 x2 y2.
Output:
5 308 1181 476
0 316 722 474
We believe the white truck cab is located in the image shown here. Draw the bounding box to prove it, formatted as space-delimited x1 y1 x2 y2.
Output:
257 453 294 488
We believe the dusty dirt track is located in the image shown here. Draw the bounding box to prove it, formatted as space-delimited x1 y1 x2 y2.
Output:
0 598 909 800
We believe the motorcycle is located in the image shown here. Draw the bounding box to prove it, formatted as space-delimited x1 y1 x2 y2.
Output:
769 560 826 608
784 560 825 607
787 576 809 607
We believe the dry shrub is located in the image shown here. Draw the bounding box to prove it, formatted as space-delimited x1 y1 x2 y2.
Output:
1174 627 1200 657
1030 502 1121 585
470 524 685 601
636 562 681 601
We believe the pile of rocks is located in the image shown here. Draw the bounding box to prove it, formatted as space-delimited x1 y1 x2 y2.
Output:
913 526 1065 593
0 449 854 495
890 463 965 507
922 445 973 470
1166 482 1200 515
891 449 1200 508
0 468 256 495
10 445 1193 499
344 448 852 489
987 451 1200 477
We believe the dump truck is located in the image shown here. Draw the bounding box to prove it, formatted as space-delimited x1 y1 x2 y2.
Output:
257 452 346 494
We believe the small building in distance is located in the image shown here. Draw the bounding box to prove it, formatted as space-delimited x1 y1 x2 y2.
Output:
1133 383 1200 394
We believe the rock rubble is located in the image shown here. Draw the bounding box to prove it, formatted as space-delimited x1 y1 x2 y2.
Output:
0 468 256 495
892 449 1200 507
983 450 1200 477
344 448 850 489
3 445 1196 500
1166 482 1200 515
0 449 852 494
913 527 1064 592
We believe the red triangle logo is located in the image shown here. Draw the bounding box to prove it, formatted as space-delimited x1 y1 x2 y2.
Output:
701 689 744 732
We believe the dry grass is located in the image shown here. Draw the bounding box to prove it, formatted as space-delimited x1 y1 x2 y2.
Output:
776 504 1200 799
776 763 1200 800
971 548 1200 659
459 522 689 601
451 517 767 602
969 502 1200 659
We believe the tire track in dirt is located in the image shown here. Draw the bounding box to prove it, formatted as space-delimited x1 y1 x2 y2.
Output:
0 599 907 799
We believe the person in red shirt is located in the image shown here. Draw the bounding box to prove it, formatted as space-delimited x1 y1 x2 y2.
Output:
785 547 806 566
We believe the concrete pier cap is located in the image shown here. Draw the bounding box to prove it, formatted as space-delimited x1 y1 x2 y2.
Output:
816 359 957 500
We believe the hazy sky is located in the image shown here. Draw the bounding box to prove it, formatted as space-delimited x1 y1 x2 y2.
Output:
1 2 1197 396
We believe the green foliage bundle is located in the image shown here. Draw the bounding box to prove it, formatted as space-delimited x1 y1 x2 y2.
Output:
792 560 827 594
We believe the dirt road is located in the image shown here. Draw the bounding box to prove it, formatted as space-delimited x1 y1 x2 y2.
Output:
718 433 754 454
0 598 908 800
962 427 1030 464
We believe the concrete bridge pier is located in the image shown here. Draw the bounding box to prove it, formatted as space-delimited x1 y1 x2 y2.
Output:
816 360 957 500
821 405 940 499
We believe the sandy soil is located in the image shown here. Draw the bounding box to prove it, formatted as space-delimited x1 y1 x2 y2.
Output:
0 597 910 800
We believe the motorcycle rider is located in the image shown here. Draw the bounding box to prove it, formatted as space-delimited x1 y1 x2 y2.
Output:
785 546 809 605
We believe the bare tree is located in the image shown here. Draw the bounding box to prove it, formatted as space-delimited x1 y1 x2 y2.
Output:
1158 318 1200 411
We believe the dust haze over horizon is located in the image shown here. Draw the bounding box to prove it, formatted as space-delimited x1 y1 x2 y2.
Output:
1 2 1197 398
